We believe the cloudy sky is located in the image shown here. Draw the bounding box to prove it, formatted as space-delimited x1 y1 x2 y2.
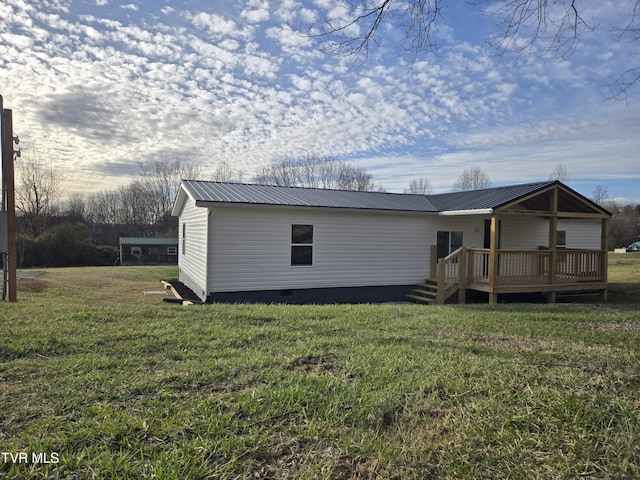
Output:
1 0 639 203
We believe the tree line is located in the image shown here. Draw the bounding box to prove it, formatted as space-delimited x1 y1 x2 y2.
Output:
14 156 201 267
11 154 638 268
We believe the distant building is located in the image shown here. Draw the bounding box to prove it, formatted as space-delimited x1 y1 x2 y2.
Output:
119 237 178 266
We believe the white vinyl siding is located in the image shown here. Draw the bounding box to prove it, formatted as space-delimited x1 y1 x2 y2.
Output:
429 216 485 249
177 197 209 300
558 219 602 249
500 216 549 250
207 206 430 293
428 216 602 251
501 217 602 250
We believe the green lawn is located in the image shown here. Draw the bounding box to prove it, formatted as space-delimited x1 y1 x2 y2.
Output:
1 254 639 479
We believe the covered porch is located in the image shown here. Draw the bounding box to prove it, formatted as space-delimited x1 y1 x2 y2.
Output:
418 182 611 305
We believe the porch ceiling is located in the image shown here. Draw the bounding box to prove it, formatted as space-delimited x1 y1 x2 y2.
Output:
496 184 610 219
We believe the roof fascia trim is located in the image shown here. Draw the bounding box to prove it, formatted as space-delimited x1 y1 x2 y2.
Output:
437 208 494 216
193 201 431 214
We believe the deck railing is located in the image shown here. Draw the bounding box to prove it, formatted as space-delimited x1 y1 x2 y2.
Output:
434 247 606 304
466 248 605 285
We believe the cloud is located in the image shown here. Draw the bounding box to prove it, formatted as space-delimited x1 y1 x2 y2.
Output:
191 11 251 40
0 0 638 202
240 0 270 23
38 87 119 139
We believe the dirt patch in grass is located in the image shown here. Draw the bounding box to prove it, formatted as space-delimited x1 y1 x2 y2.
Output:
249 433 382 480
285 354 341 375
17 277 48 293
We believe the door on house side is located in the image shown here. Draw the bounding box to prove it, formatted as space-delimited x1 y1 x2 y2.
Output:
436 231 464 259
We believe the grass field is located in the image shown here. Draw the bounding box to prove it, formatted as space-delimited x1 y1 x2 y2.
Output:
1 254 639 479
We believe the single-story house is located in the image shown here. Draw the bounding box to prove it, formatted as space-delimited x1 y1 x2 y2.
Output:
119 237 179 266
171 180 611 304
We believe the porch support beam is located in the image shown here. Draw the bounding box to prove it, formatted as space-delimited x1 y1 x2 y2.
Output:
548 187 559 303
488 215 500 305
498 209 608 219
601 217 609 301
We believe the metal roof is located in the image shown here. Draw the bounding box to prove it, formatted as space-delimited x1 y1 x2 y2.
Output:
177 179 608 216
425 181 556 212
181 180 438 212
119 237 178 246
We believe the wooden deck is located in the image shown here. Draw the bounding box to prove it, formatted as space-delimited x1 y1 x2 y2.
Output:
414 247 608 304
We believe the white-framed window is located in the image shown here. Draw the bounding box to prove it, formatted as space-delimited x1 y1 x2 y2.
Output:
181 224 186 255
291 224 313 266
557 231 566 248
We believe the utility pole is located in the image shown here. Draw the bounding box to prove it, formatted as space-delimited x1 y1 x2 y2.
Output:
1 95 17 302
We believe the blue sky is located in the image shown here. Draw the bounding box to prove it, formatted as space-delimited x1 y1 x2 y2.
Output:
1 0 639 203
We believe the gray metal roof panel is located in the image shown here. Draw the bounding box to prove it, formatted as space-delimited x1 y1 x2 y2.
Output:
180 180 562 214
182 180 438 212
425 181 556 211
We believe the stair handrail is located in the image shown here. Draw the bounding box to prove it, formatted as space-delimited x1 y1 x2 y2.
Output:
436 247 466 304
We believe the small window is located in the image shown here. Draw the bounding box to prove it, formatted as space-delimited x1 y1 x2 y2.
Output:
131 246 142 256
557 231 566 248
181 224 186 255
167 246 177 255
291 224 313 266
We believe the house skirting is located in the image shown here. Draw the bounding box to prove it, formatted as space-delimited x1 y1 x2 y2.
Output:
206 284 416 304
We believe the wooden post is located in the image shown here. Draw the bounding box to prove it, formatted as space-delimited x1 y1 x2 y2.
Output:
548 187 558 304
488 215 499 304
601 217 609 301
458 247 467 304
1 106 17 302
436 258 445 305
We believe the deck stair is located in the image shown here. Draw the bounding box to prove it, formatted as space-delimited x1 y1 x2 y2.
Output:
405 279 438 304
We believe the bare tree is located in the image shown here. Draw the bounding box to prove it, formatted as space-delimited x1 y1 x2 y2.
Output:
610 2 640 98
63 193 87 223
309 0 445 63
212 160 236 182
255 154 383 191
136 158 202 233
452 165 491 191
591 185 609 206
610 203 640 247
406 177 434 194
309 1 640 96
549 164 570 184
15 154 63 235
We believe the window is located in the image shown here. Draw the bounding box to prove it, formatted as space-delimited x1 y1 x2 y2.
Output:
291 224 313 266
167 246 177 255
181 224 186 255
557 231 566 248
437 231 464 258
